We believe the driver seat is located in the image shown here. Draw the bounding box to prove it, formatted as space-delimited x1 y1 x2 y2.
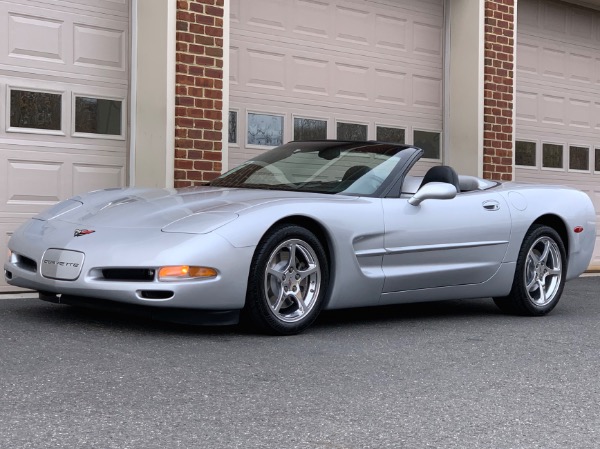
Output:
419 165 460 193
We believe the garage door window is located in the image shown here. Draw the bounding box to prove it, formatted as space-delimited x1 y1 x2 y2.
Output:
414 130 441 159
542 143 563 169
515 140 536 167
228 111 237 144
247 113 283 147
294 118 327 141
74 97 122 136
376 126 405 144
9 89 61 131
337 122 367 141
569 146 589 171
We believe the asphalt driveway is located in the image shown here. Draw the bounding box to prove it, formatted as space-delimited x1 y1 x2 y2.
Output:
1 276 599 449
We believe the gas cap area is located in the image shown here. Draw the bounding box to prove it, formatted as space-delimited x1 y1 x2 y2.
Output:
508 191 527 211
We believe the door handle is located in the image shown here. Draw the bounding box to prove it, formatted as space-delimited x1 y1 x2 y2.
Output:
482 200 500 211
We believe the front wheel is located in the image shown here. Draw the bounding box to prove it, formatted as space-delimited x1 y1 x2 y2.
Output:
244 224 329 335
494 224 566 316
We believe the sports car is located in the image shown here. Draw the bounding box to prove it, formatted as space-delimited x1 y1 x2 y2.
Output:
4 140 596 334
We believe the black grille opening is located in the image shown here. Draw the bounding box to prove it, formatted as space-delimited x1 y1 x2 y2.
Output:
4 270 12 280
17 256 37 273
102 268 155 282
139 290 174 300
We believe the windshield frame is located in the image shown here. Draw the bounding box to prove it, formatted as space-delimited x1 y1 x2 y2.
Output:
209 140 423 198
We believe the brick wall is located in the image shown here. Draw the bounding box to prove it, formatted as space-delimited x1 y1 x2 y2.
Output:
174 0 225 188
483 0 515 181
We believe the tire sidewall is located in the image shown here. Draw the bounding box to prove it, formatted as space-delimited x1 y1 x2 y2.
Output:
514 225 567 315
245 224 329 335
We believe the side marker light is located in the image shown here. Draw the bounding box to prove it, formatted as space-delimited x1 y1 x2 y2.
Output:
574 226 584 234
158 265 218 281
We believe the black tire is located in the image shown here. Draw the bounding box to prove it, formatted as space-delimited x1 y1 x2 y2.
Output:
493 224 566 316
243 224 329 335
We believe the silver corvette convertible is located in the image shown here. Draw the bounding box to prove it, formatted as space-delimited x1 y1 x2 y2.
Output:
4 141 596 334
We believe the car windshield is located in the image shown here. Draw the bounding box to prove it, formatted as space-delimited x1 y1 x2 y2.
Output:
209 141 412 195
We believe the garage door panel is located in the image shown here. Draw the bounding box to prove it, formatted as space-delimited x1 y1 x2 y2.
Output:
73 24 126 72
7 13 64 64
5 159 65 206
232 0 443 64
516 0 600 273
517 81 600 135
0 0 129 292
233 37 442 115
0 148 125 214
0 1 128 84
72 163 125 193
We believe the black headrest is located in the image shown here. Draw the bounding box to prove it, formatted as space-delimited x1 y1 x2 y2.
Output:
419 166 460 192
342 165 371 181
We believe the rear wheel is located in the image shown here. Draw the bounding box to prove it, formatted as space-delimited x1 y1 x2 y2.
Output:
494 225 566 316
244 224 329 335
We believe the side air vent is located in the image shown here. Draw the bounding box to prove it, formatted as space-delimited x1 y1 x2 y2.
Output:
138 290 174 300
102 268 155 282
16 255 37 273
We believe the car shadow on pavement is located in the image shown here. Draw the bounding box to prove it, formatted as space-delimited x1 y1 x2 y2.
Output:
9 296 515 337
314 298 506 329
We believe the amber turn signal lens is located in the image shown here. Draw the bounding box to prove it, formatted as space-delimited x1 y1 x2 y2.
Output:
158 265 217 281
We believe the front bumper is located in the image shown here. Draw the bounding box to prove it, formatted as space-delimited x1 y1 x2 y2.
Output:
4 219 255 311
39 292 240 325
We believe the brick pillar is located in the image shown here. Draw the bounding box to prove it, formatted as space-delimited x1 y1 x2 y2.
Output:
483 0 515 181
174 0 225 188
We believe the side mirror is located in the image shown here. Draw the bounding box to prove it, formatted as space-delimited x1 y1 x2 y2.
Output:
408 182 457 206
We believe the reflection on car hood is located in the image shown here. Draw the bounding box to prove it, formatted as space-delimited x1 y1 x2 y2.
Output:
50 186 348 229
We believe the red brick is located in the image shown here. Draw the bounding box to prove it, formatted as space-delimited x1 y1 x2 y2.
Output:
175 159 194 170
206 5 224 17
187 150 203 159
203 150 222 161
188 129 204 139
188 108 204 119
194 160 214 171
190 3 204 13
193 140 213 150
190 23 205 34
176 96 194 107
176 138 194 149
195 14 215 26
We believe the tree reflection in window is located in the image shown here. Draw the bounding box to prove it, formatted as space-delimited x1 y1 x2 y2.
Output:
337 122 367 141
248 113 283 146
10 90 61 131
75 97 122 135
542 143 562 169
569 146 589 171
376 126 405 144
229 111 237 144
515 141 536 166
294 118 327 140
414 130 441 159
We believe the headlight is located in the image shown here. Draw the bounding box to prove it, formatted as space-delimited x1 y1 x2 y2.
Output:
157 266 218 281
6 249 17 264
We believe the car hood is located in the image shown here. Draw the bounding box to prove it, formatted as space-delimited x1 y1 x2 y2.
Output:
40 186 350 231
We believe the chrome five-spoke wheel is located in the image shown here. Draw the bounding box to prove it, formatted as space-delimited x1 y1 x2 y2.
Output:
494 224 566 316
264 239 321 323
245 224 329 335
524 235 562 306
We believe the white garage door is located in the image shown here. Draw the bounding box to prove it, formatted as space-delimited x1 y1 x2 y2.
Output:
228 0 444 174
515 0 600 269
0 0 129 291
